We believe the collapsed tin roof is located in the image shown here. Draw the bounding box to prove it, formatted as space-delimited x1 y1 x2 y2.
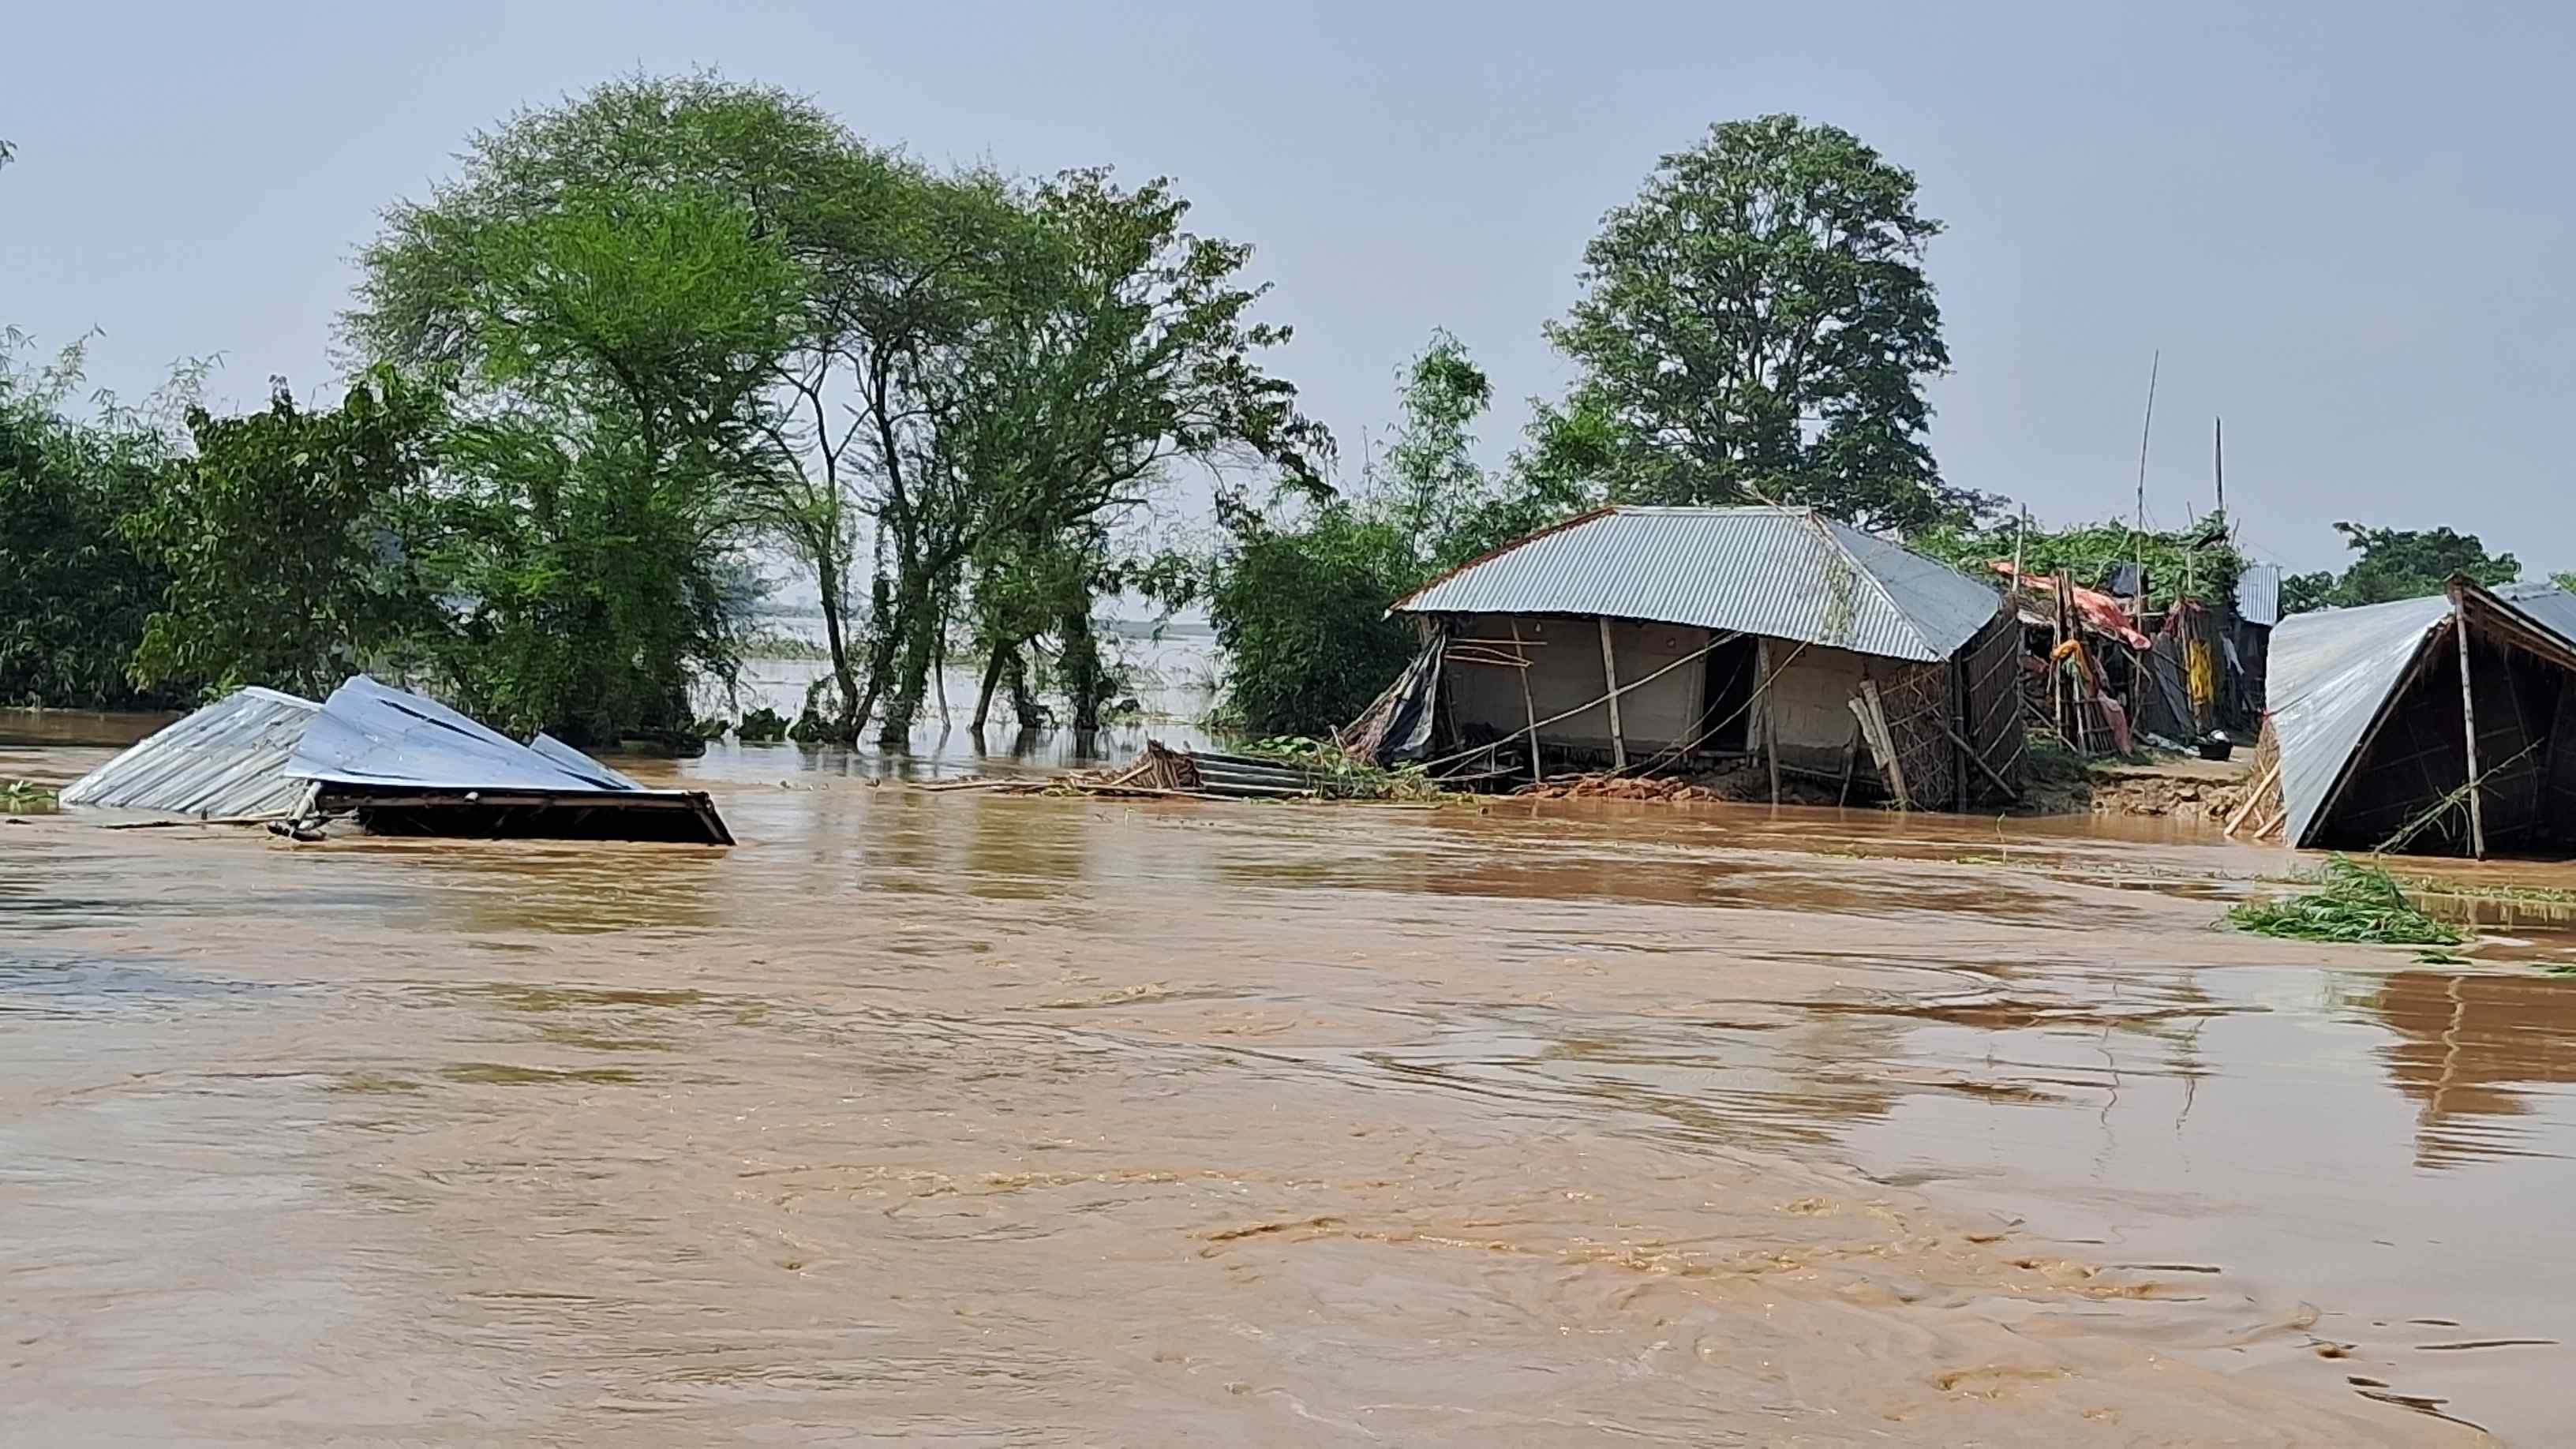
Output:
60 675 731 845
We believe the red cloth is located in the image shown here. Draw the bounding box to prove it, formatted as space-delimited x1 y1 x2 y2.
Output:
1988 561 2153 650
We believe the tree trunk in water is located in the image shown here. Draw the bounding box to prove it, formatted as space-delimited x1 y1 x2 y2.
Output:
972 642 1012 735
816 556 862 743
852 568 894 732
1058 608 1103 734
1009 649 1045 731
875 575 938 747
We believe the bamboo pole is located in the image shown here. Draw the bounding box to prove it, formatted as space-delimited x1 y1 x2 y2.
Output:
2222 759 2279 837
2457 600 2488 859
1510 618 1542 788
1597 617 1627 773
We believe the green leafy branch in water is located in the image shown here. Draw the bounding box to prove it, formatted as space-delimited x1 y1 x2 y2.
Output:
1245 736 1456 802
2 779 57 807
2227 855 2462 949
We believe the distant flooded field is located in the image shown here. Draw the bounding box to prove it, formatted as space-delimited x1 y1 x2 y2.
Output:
6 724 2572 1444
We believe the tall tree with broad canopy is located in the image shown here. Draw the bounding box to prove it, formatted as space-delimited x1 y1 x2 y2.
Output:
898 167 1329 741
1534 114 1964 531
350 156 804 742
351 77 1323 746
347 73 984 742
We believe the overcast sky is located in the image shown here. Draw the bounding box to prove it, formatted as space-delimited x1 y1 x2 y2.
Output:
6 1 2569 573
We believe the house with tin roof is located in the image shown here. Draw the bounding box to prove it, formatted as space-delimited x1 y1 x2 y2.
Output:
1342 506 2024 809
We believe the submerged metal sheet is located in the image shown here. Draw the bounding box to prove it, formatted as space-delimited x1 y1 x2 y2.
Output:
1391 507 2003 662
285 676 639 792
62 674 730 844
58 687 322 819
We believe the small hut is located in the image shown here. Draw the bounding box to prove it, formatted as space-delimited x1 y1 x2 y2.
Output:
2240 578 2576 856
1343 506 2024 808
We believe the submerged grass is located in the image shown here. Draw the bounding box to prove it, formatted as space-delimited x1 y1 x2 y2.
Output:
2227 855 2464 948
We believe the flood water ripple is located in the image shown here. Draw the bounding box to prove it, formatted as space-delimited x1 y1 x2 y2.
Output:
6 729 2575 1443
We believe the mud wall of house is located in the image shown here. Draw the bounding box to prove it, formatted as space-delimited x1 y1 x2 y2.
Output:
1749 644 1870 773
1440 614 1708 751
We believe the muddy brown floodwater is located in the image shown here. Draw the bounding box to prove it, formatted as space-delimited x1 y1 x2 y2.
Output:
7 728 2576 1445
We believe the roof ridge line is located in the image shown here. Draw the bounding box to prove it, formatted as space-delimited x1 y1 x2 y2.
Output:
1810 514 1937 658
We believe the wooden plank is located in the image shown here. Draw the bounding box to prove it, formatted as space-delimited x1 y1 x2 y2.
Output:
1848 683 1909 811
1597 617 1627 773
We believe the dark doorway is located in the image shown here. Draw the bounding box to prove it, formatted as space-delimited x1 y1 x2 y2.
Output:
1698 634 1761 754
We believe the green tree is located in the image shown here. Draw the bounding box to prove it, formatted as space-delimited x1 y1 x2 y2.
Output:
0 333 186 709
350 97 817 740
1202 328 1597 738
1208 502 1420 736
122 369 448 700
1378 328 1492 551
350 73 953 742
1533 114 1961 530
902 167 1327 740
2278 522 2520 615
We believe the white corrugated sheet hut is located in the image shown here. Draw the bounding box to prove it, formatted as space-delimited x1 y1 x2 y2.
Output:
1349 506 2024 808
2248 578 2576 856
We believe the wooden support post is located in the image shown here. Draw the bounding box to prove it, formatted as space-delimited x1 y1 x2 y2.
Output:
2456 609 2488 859
1597 617 1627 772
1951 657 1971 814
1760 638 1782 805
2051 575 2069 742
1510 618 1542 787
1852 679 1910 811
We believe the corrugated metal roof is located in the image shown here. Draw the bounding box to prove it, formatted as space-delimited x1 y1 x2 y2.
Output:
58 686 323 818
2499 579 2576 642
1391 506 2004 661
285 676 643 792
2269 581 2576 845
2268 593 2452 847
2236 564 2282 627
59 675 731 844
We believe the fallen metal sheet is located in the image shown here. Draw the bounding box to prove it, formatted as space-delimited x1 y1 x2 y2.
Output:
283 676 732 845
59 675 731 845
58 687 323 819
285 676 641 793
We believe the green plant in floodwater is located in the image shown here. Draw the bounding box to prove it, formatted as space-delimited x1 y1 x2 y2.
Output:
1 779 56 807
1244 735 1458 803
2226 854 2463 948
